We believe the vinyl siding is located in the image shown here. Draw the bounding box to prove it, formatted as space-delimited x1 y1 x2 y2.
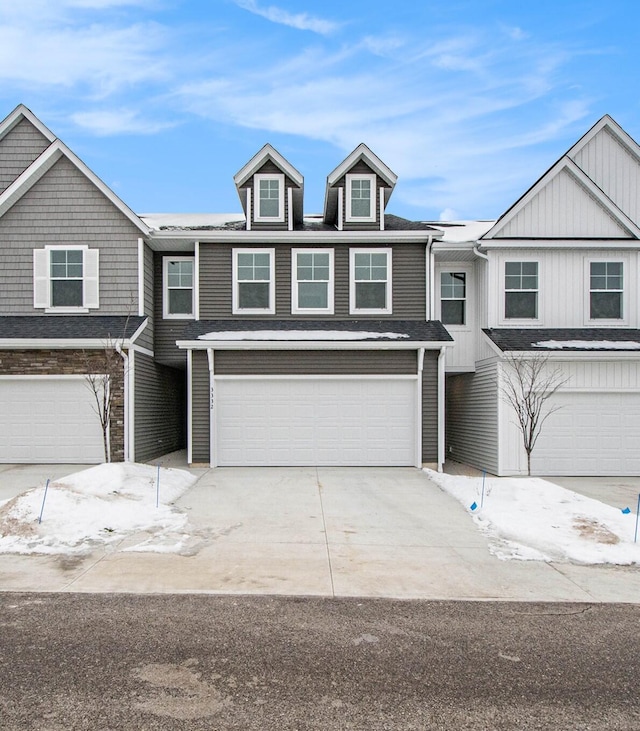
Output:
191 349 210 463
0 118 50 194
199 242 426 319
240 160 298 231
153 251 189 366
0 156 141 315
135 242 155 351
134 352 185 462
421 350 438 462
445 359 499 474
334 159 385 231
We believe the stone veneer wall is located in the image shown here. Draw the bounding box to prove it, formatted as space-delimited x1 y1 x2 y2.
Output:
0 349 126 461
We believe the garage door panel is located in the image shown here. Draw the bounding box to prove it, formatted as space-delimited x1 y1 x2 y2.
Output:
215 378 417 466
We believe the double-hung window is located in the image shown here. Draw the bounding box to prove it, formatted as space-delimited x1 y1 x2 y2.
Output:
505 261 538 319
292 249 334 314
350 249 392 314
163 257 194 318
440 272 466 325
33 245 99 311
233 249 275 314
346 173 376 222
590 262 623 319
254 174 284 223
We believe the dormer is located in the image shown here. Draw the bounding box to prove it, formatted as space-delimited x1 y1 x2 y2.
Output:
233 144 303 231
323 144 397 231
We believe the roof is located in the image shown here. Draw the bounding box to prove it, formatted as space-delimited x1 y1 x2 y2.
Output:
180 319 453 345
484 328 640 352
0 316 147 342
430 220 496 244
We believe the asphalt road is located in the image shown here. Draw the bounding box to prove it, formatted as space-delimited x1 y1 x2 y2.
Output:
1 594 639 730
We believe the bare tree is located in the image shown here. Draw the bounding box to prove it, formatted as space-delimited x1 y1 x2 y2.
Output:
499 353 569 476
85 341 125 463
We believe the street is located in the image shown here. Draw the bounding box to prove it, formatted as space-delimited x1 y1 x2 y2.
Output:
1 594 638 730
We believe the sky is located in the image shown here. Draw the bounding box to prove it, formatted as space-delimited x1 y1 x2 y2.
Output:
0 0 638 221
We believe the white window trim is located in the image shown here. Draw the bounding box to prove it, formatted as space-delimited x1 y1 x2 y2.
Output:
163 256 195 320
254 173 285 223
233 248 276 315
437 266 471 331
584 258 627 326
501 259 541 325
349 248 392 315
346 173 376 223
291 248 334 315
36 244 98 314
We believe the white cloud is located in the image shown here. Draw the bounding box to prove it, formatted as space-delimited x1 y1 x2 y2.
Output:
439 208 460 221
70 108 177 135
233 0 340 35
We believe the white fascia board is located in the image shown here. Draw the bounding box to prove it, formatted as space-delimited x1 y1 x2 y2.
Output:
128 317 149 344
150 229 437 244
499 349 640 361
568 115 640 166
177 339 452 351
482 332 507 357
0 338 137 349
478 238 640 250
0 104 57 144
233 143 303 188
327 143 398 188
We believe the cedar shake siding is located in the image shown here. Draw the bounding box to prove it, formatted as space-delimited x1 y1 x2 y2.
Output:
0 118 51 194
191 350 210 463
134 352 185 462
0 156 141 316
0 349 125 461
135 242 155 352
198 242 426 319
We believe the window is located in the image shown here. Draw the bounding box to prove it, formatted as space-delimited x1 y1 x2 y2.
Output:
254 174 284 222
505 261 538 319
440 272 466 325
33 245 99 311
233 249 275 314
350 249 391 314
292 249 334 314
163 257 194 318
346 174 376 222
590 262 623 319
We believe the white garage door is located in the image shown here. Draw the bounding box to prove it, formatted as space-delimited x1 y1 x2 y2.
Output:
532 392 640 475
215 377 418 466
0 377 104 463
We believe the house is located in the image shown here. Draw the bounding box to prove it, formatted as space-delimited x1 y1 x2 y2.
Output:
0 105 451 468
439 115 640 476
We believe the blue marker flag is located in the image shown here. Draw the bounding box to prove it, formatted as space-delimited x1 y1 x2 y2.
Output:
622 507 631 514
470 501 478 511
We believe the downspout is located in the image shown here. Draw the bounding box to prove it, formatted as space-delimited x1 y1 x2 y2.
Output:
472 242 488 261
426 233 434 320
438 345 446 472
416 347 424 468
115 343 129 462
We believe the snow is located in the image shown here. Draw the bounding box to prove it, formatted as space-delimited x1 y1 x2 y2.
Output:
425 469 640 564
429 220 496 243
139 213 245 229
0 463 198 555
197 330 410 341
534 340 640 350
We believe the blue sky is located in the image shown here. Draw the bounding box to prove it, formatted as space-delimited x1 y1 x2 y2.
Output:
1 0 638 221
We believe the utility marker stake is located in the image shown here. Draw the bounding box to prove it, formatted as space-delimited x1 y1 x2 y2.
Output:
635 493 640 544
38 479 50 524
156 464 160 508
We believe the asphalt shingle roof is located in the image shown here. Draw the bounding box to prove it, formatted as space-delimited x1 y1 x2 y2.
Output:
0 316 146 340
484 328 640 351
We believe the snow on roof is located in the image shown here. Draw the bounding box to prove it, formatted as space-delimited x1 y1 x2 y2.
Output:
140 213 245 230
429 220 496 244
535 340 640 350
198 330 410 341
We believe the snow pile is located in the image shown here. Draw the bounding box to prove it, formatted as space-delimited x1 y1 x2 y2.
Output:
0 463 198 555
425 469 640 564
197 330 410 341
534 340 640 350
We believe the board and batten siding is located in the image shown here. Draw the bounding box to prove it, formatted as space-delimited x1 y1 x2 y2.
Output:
0 156 141 315
133 352 185 462
198 242 426 319
0 118 51 194
445 359 499 474
191 349 211 463
421 349 439 462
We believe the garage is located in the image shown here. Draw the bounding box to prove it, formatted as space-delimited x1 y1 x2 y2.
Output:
531 391 640 476
0 376 105 463
214 377 418 466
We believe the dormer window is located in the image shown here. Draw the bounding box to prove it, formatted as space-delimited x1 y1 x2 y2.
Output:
254 173 285 223
346 173 376 222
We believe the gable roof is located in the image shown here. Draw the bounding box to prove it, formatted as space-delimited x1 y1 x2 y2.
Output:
0 315 147 345
483 115 640 241
0 104 56 145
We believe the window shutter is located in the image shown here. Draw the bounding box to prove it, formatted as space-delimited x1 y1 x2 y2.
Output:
84 249 99 309
33 249 49 308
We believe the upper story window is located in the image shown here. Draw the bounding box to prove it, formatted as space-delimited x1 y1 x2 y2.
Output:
292 249 334 314
590 261 623 319
254 173 285 223
163 257 194 318
505 261 538 319
233 249 275 314
33 245 99 312
350 248 392 314
440 272 466 325
346 173 376 222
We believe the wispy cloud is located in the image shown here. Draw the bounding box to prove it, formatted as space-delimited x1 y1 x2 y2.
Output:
70 108 177 135
233 0 340 35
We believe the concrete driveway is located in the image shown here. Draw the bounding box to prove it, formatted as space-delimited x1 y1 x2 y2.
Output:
2 464 640 601
0 463 88 502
